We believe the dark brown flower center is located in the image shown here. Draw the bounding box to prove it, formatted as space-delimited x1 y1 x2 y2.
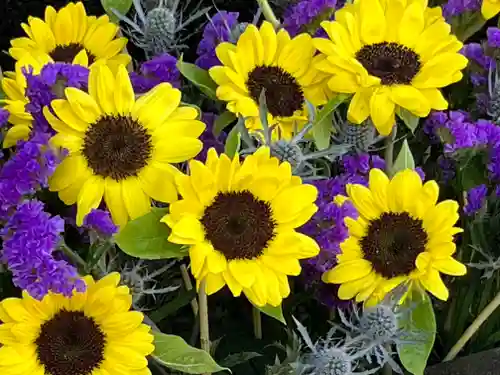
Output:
359 212 428 278
355 42 421 85
35 310 106 375
82 115 153 180
200 191 276 260
50 43 96 64
246 65 304 117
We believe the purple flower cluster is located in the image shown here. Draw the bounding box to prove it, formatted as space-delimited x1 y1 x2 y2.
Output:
464 184 488 215
196 112 227 162
442 0 480 18
0 132 58 220
1 199 85 299
488 28 500 48
23 63 89 133
84 209 118 237
195 11 240 70
0 108 9 127
130 53 181 93
283 0 337 36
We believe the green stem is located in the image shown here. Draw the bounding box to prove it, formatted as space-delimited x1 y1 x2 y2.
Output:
180 264 199 316
60 242 87 270
384 126 397 175
256 0 280 28
444 289 500 361
198 279 211 375
252 307 263 339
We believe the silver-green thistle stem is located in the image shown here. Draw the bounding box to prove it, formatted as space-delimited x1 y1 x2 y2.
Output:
444 290 500 361
256 0 280 28
384 126 397 176
199 279 211 375
253 307 263 339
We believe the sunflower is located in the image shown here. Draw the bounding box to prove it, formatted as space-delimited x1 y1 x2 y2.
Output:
482 0 500 19
313 0 468 135
162 147 320 307
47 64 205 228
322 168 467 306
1 54 53 147
9 2 130 70
209 21 329 140
0 273 154 375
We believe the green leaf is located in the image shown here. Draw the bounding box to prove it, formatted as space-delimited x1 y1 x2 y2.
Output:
152 331 229 374
219 352 262 368
312 94 350 150
101 0 133 23
397 287 436 375
391 139 415 175
457 149 489 190
214 111 237 137
115 208 187 260
397 107 420 133
452 11 486 42
149 288 197 323
224 125 241 158
252 302 286 325
177 59 218 99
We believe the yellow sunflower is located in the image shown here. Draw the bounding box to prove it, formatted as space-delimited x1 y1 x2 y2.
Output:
162 147 320 307
313 0 468 135
0 273 154 375
1 54 53 148
9 1 130 69
482 0 500 19
46 64 206 228
209 21 328 140
322 168 466 306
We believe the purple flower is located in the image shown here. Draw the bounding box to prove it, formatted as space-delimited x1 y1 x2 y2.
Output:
464 184 488 215
442 0 480 18
0 132 58 220
283 0 337 36
196 112 227 162
130 53 181 93
461 43 492 70
488 27 500 48
24 63 89 133
84 209 118 237
0 108 9 127
1 199 85 299
195 11 240 70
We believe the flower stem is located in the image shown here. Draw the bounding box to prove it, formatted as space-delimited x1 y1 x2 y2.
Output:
384 126 397 176
444 289 500 361
256 0 280 28
198 279 211 375
60 242 87 270
252 307 263 339
180 264 199 316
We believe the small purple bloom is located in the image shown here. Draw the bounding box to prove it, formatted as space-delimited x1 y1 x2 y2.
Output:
84 209 118 237
464 184 488 215
130 53 181 93
488 27 500 48
0 108 9 127
461 43 492 70
283 0 337 36
195 11 240 70
442 0 480 18
1 199 85 299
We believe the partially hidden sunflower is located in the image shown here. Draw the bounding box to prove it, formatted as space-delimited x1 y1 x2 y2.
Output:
46 64 206 227
313 0 468 135
322 168 467 306
162 147 320 307
1 54 52 147
9 2 130 70
209 21 329 140
0 272 154 375
482 0 500 19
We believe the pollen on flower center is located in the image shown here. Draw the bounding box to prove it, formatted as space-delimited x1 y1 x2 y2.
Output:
355 42 421 85
200 190 276 260
50 43 96 64
82 115 153 180
35 310 106 375
359 212 428 278
246 65 304 117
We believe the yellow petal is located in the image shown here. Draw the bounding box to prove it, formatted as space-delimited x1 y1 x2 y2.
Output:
433 257 467 276
272 184 318 224
132 83 181 130
347 184 380 220
390 85 430 117
204 273 226 295
370 87 396 136
154 138 203 163
49 154 88 192
138 163 178 203
347 90 370 124
76 175 105 226
104 177 129 228
398 1 425 48
338 272 377 300
387 169 423 212
322 260 373 283
122 177 151 220
206 251 228 274
228 260 258 288
114 65 135 114
359 0 386 44
92 64 116 113
189 243 210 279
51 99 90 132
420 88 448 111
412 53 468 89
260 21 277 65
3 125 31 148
65 87 101 124
419 269 449 300
169 215 205 244
260 255 301 276
482 0 500 19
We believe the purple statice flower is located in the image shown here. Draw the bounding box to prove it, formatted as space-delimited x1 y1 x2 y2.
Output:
196 112 227 162
130 53 181 93
442 0 480 18
283 0 337 36
24 63 89 133
195 11 240 70
464 184 488 215
1 199 85 299
84 209 118 237
0 108 9 127
488 28 500 48
438 156 457 183
461 43 492 71
0 132 58 220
